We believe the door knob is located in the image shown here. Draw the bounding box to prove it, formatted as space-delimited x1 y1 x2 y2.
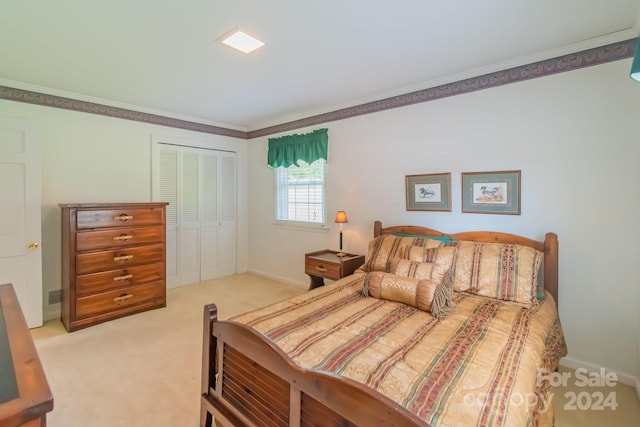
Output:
27 242 39 250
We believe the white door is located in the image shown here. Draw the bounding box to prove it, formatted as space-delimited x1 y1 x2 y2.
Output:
156 145 201 287
200 151 219 280
218 153 236 277
0 117 42 328
153 141 236 287
179 149 201 285
200 151 236 279
158 148 179 287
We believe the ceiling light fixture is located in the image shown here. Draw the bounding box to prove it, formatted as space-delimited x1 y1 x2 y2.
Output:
219 28 265 54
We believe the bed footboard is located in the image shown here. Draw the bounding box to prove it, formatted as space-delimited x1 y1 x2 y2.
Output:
200 304 426 427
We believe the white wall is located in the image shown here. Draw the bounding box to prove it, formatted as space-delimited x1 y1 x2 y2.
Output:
0 100 249 321
0 56 636 389
247 59 640 385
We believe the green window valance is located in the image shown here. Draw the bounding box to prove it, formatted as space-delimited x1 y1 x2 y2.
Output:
267 128 328 168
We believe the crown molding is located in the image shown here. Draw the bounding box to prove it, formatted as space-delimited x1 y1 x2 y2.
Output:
247 38 636 139
0 39 635 140
0 85 249 139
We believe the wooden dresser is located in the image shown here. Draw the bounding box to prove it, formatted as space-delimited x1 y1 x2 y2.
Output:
59 202 168 332
0 283 53 426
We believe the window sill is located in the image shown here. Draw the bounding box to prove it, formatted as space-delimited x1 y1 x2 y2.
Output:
273 221 329 233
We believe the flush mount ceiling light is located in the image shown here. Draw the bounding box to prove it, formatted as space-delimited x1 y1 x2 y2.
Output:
219 27 265 54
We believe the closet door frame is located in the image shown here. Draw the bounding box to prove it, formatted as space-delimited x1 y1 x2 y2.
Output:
151 135 237 288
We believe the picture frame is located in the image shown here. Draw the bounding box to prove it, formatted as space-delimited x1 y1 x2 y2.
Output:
461 170 521 215
405 173 451 212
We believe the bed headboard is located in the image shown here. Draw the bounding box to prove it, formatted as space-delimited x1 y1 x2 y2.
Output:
373 221 559 306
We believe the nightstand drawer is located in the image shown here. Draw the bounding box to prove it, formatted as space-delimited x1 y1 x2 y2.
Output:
304 250 365 290
305 257 341 280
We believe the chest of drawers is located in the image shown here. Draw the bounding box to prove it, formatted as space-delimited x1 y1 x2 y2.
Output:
59 202 168 332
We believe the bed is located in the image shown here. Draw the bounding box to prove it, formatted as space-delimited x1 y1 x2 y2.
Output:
200 221 567 427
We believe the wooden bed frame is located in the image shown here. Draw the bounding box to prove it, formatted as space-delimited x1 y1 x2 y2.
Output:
200 221 559 427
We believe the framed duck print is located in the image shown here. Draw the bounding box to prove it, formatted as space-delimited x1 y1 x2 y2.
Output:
461 170 520 215
405 173 451 212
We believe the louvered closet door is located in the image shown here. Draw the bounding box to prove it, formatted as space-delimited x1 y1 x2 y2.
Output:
158 148 178 286
154 142 236 287
179 149 201 285
218 153 236 276
200 152 218 280
200 151 236 279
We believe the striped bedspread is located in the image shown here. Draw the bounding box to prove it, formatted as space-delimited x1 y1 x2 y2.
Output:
230 272 567 427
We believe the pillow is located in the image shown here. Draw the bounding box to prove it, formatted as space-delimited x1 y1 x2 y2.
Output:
361 234 445 272
402 245 457 270
450 240 543 306
362 272 452 319
388 258 451 283
392 232 456 244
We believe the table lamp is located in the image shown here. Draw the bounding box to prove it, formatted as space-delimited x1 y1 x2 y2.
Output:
335 211 348 257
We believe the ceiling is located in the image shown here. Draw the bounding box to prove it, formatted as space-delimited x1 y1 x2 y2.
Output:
1 1 639 132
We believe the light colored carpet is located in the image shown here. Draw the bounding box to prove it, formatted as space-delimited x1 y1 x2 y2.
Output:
31 273 306 427
31 273 639 427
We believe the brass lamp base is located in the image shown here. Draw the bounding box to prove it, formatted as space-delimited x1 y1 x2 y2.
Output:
336 251 347 257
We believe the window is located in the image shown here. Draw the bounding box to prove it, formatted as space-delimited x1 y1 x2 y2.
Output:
268 128 328 226
275 159 325 225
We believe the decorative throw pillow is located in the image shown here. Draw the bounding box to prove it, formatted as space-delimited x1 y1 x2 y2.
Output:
388 258 451 283
402 245 457 269
450 240 543 306
362 272 452 319
361 234 445 272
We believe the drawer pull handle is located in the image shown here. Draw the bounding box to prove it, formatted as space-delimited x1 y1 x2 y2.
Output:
113 234 134 241
316 266 328 272
113 294 133 303
114 214 134 222
113 274 133 281
113 254 133 262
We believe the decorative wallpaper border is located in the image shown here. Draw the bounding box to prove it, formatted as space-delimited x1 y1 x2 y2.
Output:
248 38 637 139
0 86 248 139
0 38 636 140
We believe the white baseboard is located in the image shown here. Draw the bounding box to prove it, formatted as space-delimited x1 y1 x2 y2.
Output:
246 268 307 289
43 303 60 322
560 356 640 402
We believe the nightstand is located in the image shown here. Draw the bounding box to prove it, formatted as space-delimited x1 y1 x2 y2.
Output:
304 250 365 290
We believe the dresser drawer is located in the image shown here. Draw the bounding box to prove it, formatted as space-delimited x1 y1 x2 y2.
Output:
76 226 163 251
76 262 165 296
305 256 341 280
75 281 165 319
76 244 164 274
76 207 164 229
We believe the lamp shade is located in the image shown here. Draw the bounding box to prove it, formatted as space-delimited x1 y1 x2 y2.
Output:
631 38 640 82
335 211 348 223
